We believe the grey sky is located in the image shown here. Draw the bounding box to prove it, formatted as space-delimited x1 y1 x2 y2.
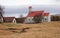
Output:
0 0 60 17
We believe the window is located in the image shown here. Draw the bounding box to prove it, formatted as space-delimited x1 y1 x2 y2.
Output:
45 18 47 20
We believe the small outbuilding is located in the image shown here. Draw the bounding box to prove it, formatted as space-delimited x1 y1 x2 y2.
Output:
16 18 25 23
3 17 16 23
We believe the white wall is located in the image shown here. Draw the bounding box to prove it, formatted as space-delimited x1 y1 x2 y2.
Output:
43 15 51 22
13 18 16 23
0 18 3 22
48 15 51 22
43 16 48 22
24 15 51 23
24 17 35 23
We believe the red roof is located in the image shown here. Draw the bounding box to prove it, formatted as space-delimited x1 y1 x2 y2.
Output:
43 13 49 16
26 10 49 17
27 10 44 17
3 17 15 23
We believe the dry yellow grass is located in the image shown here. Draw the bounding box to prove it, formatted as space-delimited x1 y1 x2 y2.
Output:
0 21 60 38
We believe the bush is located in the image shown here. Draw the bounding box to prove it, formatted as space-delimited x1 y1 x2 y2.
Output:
33 14 43 23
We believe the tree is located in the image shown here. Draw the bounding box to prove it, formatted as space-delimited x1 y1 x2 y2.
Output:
0 5 4 17
33 14 43 23
0 5 4 23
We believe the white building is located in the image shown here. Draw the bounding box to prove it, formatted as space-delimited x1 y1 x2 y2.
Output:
24 6 51 23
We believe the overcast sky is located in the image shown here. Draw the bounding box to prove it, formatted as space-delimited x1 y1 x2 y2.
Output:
0 0 60 17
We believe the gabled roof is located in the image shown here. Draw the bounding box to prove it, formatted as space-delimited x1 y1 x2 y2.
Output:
3 17 15 23
26 10 49 17
27 10 44 17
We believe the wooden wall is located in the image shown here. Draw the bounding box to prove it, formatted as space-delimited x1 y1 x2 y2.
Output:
51 15 60 21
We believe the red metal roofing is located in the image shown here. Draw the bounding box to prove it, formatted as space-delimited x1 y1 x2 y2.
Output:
27 10 44 17
43 13 49 16
3 17 15 23
26 10 49 17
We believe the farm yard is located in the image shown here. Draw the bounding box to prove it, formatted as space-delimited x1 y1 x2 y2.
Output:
0 21 60 38
0 0 60 38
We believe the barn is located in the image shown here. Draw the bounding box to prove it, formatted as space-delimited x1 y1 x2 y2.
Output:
16 18 25 23
24 6 51 23
3 17 16 23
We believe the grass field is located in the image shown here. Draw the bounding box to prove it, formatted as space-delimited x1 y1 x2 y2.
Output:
0 21 60 38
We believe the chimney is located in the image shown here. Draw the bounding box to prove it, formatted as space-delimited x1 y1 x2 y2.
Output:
29 6 32 13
